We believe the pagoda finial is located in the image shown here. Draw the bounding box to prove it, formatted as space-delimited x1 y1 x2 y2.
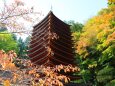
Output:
50 4 53 11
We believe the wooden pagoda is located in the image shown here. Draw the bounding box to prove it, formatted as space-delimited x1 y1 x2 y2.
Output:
28 11 75 66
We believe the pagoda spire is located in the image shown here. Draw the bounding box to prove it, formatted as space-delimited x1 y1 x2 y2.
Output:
50 4 53 11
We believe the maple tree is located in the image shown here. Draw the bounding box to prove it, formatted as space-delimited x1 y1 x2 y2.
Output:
0 50 80 86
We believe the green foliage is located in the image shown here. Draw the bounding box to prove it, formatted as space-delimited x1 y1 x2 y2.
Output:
17 36 30 59
96 66 115 83
108 0 115 7
99 44 115 64
0 31 18 52
106 79 115 86
65 20 83 32
18 37 26 58
70 22 83 32
80 69 91 82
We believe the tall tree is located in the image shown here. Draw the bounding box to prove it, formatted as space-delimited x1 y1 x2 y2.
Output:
17 37 25 58
74 2 115 86
17 36 30 59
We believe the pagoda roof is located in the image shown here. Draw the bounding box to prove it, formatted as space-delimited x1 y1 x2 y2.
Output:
29 11 75 66
34 11 70 28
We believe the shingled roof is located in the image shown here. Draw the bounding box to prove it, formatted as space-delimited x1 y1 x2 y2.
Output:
28 11 75 66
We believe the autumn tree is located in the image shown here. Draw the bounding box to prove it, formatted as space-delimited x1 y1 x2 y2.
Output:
74 2 115 85
0 0 42 33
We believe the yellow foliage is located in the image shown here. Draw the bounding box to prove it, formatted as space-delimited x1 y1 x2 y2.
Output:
108 0 115 3
76 7 115 57
88 64 97 69
106 30 115 45
29 69 36 75
35 74 40 77
12 73 19 83
3 80 10 86
2 61 17 71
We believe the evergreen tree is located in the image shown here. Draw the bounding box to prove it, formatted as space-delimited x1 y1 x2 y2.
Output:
18 37 25 58
17 36 30 59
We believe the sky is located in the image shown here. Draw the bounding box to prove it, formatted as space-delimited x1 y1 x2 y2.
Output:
0 0 108 24
24 0 108 24
0 0 108 39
